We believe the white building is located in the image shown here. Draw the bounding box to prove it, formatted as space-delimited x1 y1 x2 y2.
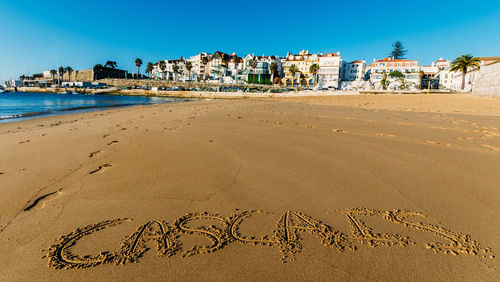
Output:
369 57 421 90
243 54 283 84
152 58 186 81
341 60 367 81
318 52 342 89
186 52 211 81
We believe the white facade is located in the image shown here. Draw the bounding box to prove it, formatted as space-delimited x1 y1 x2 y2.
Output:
318 52 341 88
369 57 421 90
152 59 186 81
186 53 211 80
341 60 367 81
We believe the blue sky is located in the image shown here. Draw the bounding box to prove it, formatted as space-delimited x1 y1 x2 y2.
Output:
1 0 499 82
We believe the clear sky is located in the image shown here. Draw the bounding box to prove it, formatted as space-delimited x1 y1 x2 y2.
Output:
1 0 499 82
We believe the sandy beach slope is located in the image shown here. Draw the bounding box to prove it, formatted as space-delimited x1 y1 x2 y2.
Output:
0 94 499 281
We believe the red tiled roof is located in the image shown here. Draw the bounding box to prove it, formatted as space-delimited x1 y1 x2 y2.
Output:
321 53 339 57
376 57 417 63
351 60 362 64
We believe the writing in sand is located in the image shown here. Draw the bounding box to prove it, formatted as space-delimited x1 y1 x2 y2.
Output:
43 208 494 270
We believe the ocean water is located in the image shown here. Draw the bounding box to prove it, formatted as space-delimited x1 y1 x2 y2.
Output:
0 92 192 123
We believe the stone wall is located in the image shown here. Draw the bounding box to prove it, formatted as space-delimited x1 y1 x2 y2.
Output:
473 62 500 96
96 78 282 90
63 70 93 82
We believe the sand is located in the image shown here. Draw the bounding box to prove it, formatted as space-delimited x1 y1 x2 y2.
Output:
0 94 499 281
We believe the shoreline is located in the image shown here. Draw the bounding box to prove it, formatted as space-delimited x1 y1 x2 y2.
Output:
7 86 473 99
2 92 500 125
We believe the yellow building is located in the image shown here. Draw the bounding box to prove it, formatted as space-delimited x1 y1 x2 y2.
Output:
282 50 320 86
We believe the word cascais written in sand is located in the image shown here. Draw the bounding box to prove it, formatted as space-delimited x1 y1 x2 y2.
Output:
43 208 494 270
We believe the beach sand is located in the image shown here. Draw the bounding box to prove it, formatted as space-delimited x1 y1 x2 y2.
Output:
0 94 499 281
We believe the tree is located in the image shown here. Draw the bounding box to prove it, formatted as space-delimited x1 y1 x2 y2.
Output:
105 61 117 69
201 57 209 80
135 58 143 79
380 73 390 90
185 61 193 81
94 64 103 69
449 54 481 90
159 61 166 80
58 66 65 87
270 62 278 84
309 63 319 86
389 41 407 59
389 70 404 79
249 57 258 84
64 66 73 81
397 77 409 90
49 69 57 80
172 62 179 81
146 62 154 79
289 64 299 86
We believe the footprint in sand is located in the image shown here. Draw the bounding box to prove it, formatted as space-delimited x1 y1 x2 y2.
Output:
107 140 119 146
455 137 473 140
23 189 62 211
428 126 447 130
0 172 4 175
103 134 110 138
481 144 500 152
304 125 316 129
331 129 346 133
89 164 112 175
120 128 127 131
19 140 30 144
89 150 103 158
426 141 451 147
376 133 395 137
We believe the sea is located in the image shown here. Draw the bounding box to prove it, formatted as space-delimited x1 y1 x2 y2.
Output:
0 92 192 123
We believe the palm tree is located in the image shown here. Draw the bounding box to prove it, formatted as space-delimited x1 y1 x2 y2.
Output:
105 61 117 69
135 58 143 79
57 67 65 87
249 57 258 84
146 62 153 79
449 54 481 90
185 61 193 81
172 62 179 81
289 64 299 86
270 62 278 85
64 66 73 81
159 61 166 80
380 73 390 90
49 69 57 80
201 57 209 80
309 63 319 86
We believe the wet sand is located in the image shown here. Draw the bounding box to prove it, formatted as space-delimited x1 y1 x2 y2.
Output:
0 94 499 281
